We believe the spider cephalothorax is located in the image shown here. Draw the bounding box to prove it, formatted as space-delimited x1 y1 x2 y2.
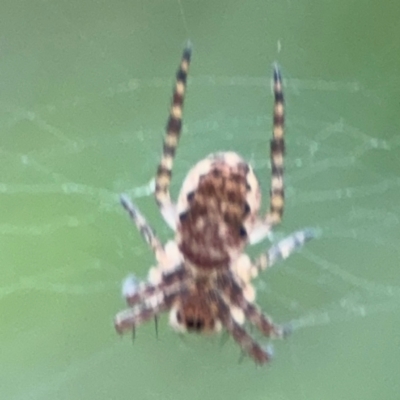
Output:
169 277 222 334
114 43 315 365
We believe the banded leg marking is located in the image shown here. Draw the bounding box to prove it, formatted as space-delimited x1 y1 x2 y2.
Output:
120 194 165 262
266 64 285 226
255 228 316 272
115 280 191 335
218 273 285 339
155 42 192 229
213 290 273 365
248 65 285 245
122 267 187 307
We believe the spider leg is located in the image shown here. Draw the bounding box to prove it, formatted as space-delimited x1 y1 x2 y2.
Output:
122 266 187 307
254 228 316 273
115 304 166 335
218 272 287 339
248 64 284 245
225 229 317 338
212 290 273 365
266 64 285 226
155 42 192 230
120 194 166 262
233 228 316 285
115 280 192 335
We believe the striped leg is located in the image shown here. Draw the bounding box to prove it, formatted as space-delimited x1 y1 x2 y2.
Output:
225 229 317 339
122 267 187 307
266 64 285 226
249 64 285 244
155 42 192 230
234 229 316 284
218 273 285 339
115 304 169 335
213 290 273 365
120 194 185 279
115 280 191 335
120 194 166 263
254 228 316 273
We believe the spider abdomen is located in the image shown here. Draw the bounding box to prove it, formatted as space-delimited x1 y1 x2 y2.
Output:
176 152 261 270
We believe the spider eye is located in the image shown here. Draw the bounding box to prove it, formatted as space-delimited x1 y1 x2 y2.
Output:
243 202 250 215
239 226 247 238
187 191 195 202
179 211 188 222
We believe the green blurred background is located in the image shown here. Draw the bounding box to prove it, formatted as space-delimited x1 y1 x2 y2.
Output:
1 1 399 399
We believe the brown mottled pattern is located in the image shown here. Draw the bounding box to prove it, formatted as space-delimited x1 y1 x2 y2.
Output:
179 161 250 269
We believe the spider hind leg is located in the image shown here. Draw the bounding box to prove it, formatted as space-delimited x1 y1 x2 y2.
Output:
218 273 286 339
115 278 192 335
213 290 273 365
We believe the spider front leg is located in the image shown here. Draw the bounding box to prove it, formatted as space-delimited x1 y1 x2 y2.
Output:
155 42 192 230
249 64 285 245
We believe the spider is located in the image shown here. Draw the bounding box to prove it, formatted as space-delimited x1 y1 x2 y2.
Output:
114 42 315 365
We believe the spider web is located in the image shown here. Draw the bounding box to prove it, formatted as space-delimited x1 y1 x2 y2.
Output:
1 2 399 399
2 68 400 376
1 73 398 318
